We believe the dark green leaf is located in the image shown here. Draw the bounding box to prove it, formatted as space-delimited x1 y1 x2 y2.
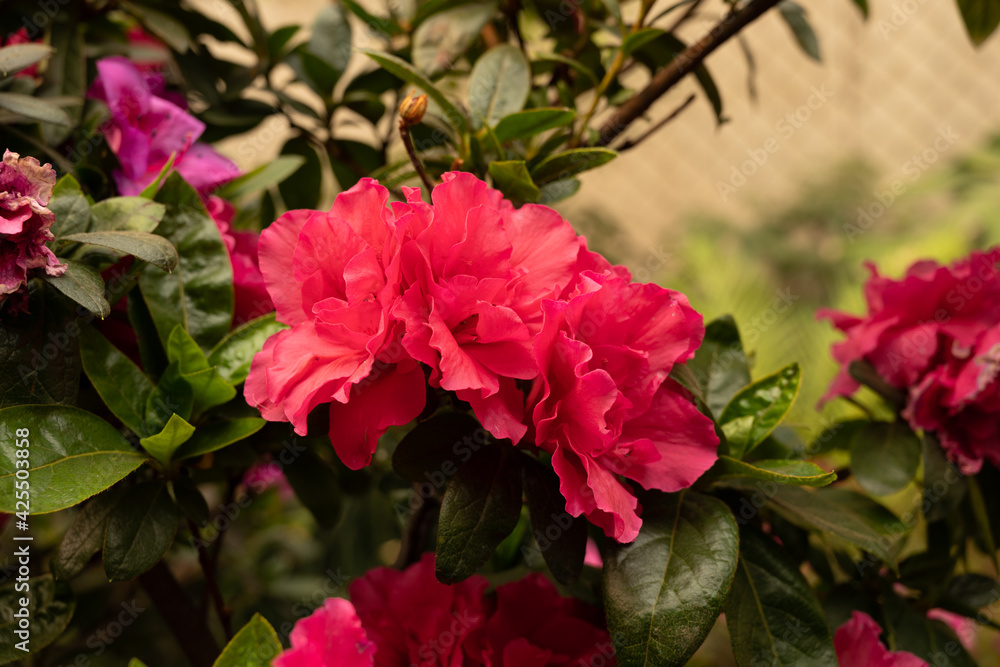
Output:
632 34 725 125
139 413 195 465
392 412 483 483
172 476 209 524
42 259 110 319
267 25 301 59
937 573 1000 619
538 177 581 204
709 455 836 488
88 197 166 233
144 362 194 432
215 614 283 667
207 313 287 385
522 457 587 585
278 136 323 210
52 487 126 580
0 92 71 125
686 315 752 416
488 160 541 204
61 231 179 272
922 433 966 521
342 0 401 36
309 5 352 75
529 148 617 184
956 0 1000 45
493 107 575 143
139 174 234 351
216 155 305 201
850 421 921 496
719 363 801 459
468 44 531 129
852 0 869 18
127 286 168 380
436 445 523 584
412 2 497 76
121 1 192 52
79 325 156 435
726 525 836 666
104 482 178 581
173 418 266 461
622 28 665 57
48 175 91 237
778 1 821 60
604 491 739 667
0 575 74 664
883 593 977 666
283 446 343 530
0 43 52 78
533 53 598 86
0 405 145 513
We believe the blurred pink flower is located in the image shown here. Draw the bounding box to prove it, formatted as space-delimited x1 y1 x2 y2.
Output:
273 598 376 667
206 196 274 325
926 608 976 651
834 611 927 667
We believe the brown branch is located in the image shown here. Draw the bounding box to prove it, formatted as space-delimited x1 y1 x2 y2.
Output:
189 519 233 640
615 93 696 151
139 561 220 667
593 0 782 147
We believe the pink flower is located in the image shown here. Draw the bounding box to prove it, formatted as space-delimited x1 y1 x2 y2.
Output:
819 249 1000 472
273 598 376 667
926 608 976 651
834 611 927 666
0 150 65 314
88 56 239 196
246 178 428 469
206 196 274 325
528 271 717 542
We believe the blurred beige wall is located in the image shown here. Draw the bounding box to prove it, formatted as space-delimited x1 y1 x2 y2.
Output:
211 0 1000 249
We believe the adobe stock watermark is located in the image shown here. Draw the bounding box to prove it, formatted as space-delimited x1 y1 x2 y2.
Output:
844 126 959 243
876 0 931 39
717 85 834 201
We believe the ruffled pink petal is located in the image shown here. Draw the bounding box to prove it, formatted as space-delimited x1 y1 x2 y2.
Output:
273 598 376 667
834 611 928 667
259 209 316 326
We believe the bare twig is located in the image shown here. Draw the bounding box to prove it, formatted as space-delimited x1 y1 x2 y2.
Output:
666 0 706 33
615 93 696 151
398 92 435 193
189 519 233 640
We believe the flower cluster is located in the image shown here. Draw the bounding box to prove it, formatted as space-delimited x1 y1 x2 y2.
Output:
246 174 718 542
273 554 614 667
820 248 1000 473
0 150 66 313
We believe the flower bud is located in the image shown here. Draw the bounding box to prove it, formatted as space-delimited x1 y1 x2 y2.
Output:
398 91 428 127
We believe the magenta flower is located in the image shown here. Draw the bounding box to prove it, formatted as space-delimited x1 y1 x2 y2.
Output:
206 196 274 325
0 150 66 314
834 611 927 667
273 598 376 667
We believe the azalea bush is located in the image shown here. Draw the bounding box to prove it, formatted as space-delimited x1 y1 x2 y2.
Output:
2 0 1000 666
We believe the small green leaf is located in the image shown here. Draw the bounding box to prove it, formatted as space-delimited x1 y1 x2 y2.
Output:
493 107 575 143
216 155 306 201
61 231 179 272
436 446 523 584
686 316 752 417
215 614 283 667
173 418 266 461
104 482 178 581
139 413 196 465
89 197 166 233
48 176 91 237
956 0 1000 45
604 491 739 667
144 362 195 432
522 457 587 585
0 92 70 126
121 1 192 51
139 153 177 199
42 259 110 319
709 455 836 488
622 28 665 57
719 363 801 459
725 525 836 666
166 326 236 417
530 148 617 184
79 325 156 436
52 487 126 580
207 313 287 385
0 406 145 514
0 575 75 664
850 421 921 496
488 160 541 204
0 43 52 77
267 24 301 59
283 446 343 530
778 1 821 60
852 0 869 18
411 2 497 76
468 44 531 129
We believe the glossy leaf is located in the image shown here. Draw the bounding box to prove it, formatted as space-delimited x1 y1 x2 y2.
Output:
139 174 234 351
173 418 266 461
493 107 575 143
726 525 836 666
215 614 283 667
79 325 156 436
42 259 110 319
412 2 497 76
489 160 541 204
778 1 821 61
207 313 287 385
604 491 739 667
0 92 70 126
719 363 800 459
709 455 836 488
51 487 126 580
48 175 91 237
522 457 587 585
0 406 145 513
139 413 195 465
469 45 530 129
88 197 166 233
685 316 752 416
166 326 236 417
144 363 195 433
61 231 179 273
849 421 921 496
956 0 1000 45
436 446 523 584
0 575 74 664
530 148 617 184
104 483 178 581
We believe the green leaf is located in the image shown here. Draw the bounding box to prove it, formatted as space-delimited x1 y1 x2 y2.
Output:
725 525 836 666
127 289 168 380
139 153 177 199
359 49 470 134
48 175 91 237
436 445 523 584
215 614 283 667
391 412 483 483
166 326 237 417
144 363 195 433
172 475 209 524
0 405 145 513
632 34 725 125
42 259 110 319
139 413 195 465
52 487 126 580
139 173 234 351
173 418 266 461
686 316 752 417
103 482 178 581
538 177 581 204
267 24 301 59
0 575 75 664
602 0 623 26
533 53 599 86
622 28 665 57
530 148 617 185
937 573 1000 619
207 313 286 385
883 593 977 667
604 491 739 667
0 43 52 78
283 446 343 530
129 660 150 667
61 231 179 272
849 421 921 496
277 137 323 210
852 0 869 18
522 457 588 585
778 1 821 60
89 197 166 233
493 107 575 143
488 160 541 204
309 4 352 75
468 44 530 129
956 0 1000 45
709 456 836 488
412 1 498 76
0 92 71 126
79 325 156 436
216 155 306 201
719 363 801 459
121 1 192 52
921 433 966 522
